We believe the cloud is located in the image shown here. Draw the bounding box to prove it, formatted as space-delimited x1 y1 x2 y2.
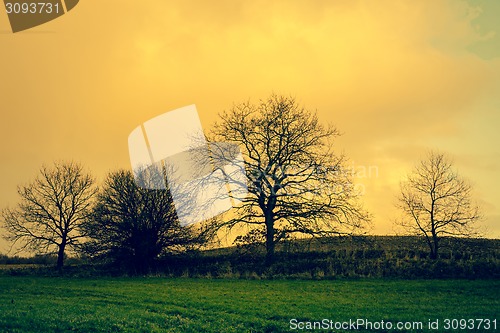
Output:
0 0 498 240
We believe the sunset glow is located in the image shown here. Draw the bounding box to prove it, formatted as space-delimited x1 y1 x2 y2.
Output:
1 0 499 253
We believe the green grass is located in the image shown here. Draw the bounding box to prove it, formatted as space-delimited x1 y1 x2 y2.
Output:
0 277 498 332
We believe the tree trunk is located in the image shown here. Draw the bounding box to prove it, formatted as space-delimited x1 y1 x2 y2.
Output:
265 212 275 266
432 240 439 259
430 232 439 260
429 248 437 259
57 242 66 269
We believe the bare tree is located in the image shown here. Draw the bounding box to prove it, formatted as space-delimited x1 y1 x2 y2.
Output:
1 161 96 269
208 94 370 263
397 152 481 259
82 169 200 274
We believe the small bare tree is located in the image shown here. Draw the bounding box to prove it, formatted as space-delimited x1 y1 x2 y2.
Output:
397 152 481 259
208 94 370 264
1 161 97 269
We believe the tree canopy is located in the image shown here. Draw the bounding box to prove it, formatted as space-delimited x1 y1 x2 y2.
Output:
208 94 370 262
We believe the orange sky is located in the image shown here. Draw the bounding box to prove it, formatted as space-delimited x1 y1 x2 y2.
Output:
1 1 499 253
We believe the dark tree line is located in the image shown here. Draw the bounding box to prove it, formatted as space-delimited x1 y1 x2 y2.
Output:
0 95 484 272
1 163 201 273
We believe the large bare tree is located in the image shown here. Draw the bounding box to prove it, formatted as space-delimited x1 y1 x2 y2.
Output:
1 161 96 269
397 152 481 259
208 94 369 263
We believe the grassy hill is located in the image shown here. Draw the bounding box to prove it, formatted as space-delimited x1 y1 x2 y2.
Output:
1 236 499 279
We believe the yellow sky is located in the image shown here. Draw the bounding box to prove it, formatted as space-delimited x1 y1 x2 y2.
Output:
1 1 499 253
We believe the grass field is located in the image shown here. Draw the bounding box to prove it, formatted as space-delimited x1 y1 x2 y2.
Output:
0 277 498 332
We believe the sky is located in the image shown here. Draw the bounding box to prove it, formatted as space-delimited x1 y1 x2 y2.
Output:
0 0 499 253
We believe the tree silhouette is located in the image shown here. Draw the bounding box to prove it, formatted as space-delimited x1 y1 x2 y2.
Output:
208 94 369 264
397 152 481 259
82 169 198 274
1 161 96 269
